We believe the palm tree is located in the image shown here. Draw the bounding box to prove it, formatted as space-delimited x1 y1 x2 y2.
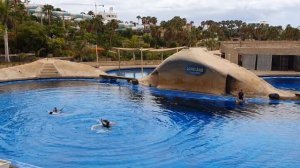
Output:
80 12 85 19
136 15 141 25
0 0 10 62
87 10 94 16
146 16 151 24
141 16 148 30
281 25 300 40
91 15 104 34
190 21 194 26
106 20 119 47
150 17 157 25
43 4 54 24
141 16 146 25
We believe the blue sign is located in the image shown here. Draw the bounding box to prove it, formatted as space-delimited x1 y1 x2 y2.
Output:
185 65 206 76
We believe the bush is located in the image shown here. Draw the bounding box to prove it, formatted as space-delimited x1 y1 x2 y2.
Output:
47 38 66 57
73 46 96 62
16 22 48 55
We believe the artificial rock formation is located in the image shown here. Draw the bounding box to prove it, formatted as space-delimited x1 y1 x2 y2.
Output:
0 59 105 82
140 48 299 100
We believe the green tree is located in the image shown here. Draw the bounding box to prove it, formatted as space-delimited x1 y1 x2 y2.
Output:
281 25 300 40
266 26 281 40
189 25 201 47
0 0 11 62
47 24 65 38
87 10 94 16
123 35 149 48
149 25 161 47
16 22 47 55
254 24 269 40
91 15 104 34
160 16 189 47
239 23 255 40
150 17 157 25
10 2 28 30
43 4 54 24
105 19 119 47
54 8 61 11
47 37 66 56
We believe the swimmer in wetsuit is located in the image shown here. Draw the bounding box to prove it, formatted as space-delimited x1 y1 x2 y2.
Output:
100 119 111 128
236 89 245 104
238 90 244 101
49 107 60 115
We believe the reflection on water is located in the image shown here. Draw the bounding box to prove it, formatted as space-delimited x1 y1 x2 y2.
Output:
0 79 300 168
106 68 155 79
0 79 98 93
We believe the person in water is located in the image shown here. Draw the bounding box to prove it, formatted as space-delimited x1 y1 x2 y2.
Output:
100 119 111 128
49 107 59 115
237 89 245 104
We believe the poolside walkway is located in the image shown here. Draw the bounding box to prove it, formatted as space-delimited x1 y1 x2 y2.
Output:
99 65 300 77
252 70 300 77
99 65 157 72
1 58 300 83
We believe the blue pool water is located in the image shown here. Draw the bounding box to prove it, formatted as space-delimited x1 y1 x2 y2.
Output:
264 77 300 92
0 77 300 168
106 68 155 78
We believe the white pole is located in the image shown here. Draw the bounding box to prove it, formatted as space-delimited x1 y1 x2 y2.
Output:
96 44 99 67
133 52 135 61
40 12 43 25
4 27 10 62
141 49 144 77
118 49 121 73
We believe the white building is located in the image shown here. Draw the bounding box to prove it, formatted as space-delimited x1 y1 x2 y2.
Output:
25 3 116 24
24 3 146 31
98 7 118 24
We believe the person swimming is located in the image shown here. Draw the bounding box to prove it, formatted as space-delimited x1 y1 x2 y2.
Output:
49 107 61 115
100 119 111 128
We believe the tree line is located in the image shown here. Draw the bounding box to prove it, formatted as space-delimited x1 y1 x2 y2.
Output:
1 0 300 62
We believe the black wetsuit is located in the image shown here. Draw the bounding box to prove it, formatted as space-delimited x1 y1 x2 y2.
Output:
238 91 244 101
49 108 59 115
101 120 110 128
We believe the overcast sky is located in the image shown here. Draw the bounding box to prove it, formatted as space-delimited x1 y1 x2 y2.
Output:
30 0 300 26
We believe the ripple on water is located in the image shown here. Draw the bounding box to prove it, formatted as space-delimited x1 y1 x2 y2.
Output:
0 79 300 167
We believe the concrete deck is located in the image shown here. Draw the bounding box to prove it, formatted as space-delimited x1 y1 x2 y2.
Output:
99 65 300 77
99 65 157 72
252 70 300 77
82 60 162 67
1 59 300 83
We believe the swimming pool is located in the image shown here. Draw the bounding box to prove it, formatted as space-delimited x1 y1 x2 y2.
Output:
263 77 300 92
0 77 300 168
106 68 155 78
